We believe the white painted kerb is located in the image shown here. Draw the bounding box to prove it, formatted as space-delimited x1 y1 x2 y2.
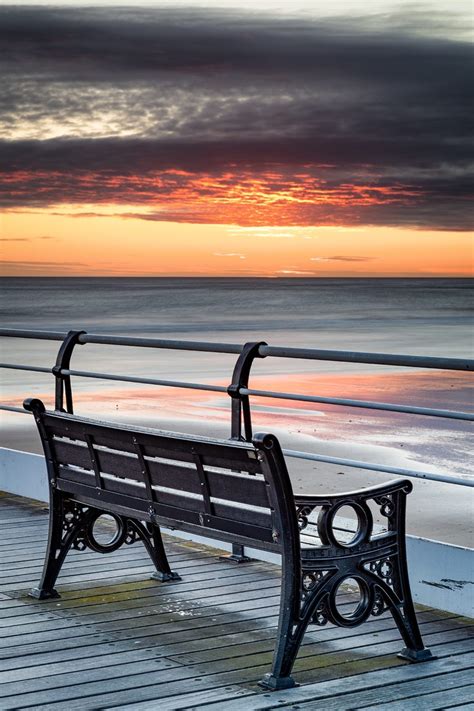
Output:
1 447 472 617
0 447 49 504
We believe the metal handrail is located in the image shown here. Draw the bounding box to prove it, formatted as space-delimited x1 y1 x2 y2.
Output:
1 328 472 369
67 368 228 393
241 387 474 422
1 362 472 421
0 363 228 393
259 345 472 371
282 449 471 488
1 328 472 487
1 363 51 374
0 329 67 341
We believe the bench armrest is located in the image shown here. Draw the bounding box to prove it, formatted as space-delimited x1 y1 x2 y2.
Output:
293 478 412 507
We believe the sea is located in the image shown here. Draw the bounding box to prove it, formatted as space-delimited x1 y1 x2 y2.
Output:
1 277 472 481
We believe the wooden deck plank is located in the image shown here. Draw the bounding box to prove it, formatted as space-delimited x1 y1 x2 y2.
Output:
0 577 282 627
1 494 471 711
106 667 474 710
186 653 474 711
106 684 255 711
8 639 472 711
1 575 278 620
292 670 474 709
0 648 184 686
2 588 366 641
0 596 282 647
0 551 222 588
0 612 462 679
364 685 474 710
5 595 431 659
2 586 283 636
1 551 270 593
0 565 276 613
0 657 185 700
12 609 467 661
172 631 472 677
166 618 470 667
0 602 448 651
2 635 470 701
2 613 447 685
1 567 280 614
1 608 459 677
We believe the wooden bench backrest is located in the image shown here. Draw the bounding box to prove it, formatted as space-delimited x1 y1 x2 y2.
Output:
27 400 299 554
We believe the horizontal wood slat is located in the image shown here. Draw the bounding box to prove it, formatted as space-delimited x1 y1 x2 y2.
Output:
53 440 270 507
57 468 273 536
44 414 261 472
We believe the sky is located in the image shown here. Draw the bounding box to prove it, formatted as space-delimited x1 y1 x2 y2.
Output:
0 1 473 276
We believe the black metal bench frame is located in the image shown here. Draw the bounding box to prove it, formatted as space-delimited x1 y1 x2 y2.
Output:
25 396 432 690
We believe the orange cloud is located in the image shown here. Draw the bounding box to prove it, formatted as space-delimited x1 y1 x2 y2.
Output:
1 168 430 228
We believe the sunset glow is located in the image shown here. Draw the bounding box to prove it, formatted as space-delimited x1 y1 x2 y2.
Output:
1 2 472 276
2 208 472 276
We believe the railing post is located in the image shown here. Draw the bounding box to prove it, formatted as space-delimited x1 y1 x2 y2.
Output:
223 341 267 564
52 330 86 413
228 341 267 442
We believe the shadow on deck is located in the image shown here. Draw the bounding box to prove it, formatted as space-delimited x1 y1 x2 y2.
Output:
1 493 473 710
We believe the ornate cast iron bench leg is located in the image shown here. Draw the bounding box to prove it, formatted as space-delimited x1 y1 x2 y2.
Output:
260 479 433 689
30 492 180 599
29 490 94 599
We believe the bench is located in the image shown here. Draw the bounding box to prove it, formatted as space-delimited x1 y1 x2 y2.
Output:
24 397 432 690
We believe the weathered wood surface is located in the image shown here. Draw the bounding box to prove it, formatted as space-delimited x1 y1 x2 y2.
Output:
0 492 472 710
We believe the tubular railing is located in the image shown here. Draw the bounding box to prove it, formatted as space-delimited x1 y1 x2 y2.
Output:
1 328 473 490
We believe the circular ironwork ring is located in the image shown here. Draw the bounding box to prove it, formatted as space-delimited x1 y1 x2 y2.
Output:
327 575 374 627
321 500 373 549
85 512 127 553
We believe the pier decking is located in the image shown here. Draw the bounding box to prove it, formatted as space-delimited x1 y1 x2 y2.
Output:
1 493 473 710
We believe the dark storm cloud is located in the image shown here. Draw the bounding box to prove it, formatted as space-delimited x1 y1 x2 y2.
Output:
1 5 471 81
1 136 471 174
0 5 472 229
